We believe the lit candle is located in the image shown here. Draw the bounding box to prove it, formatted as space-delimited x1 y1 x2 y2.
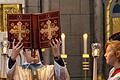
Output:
61 33 65 54
3 47 7 54
22 8 25 14
3 41 7 54
83 33 88 54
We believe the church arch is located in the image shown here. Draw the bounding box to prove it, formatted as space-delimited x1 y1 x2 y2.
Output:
106 0 120 39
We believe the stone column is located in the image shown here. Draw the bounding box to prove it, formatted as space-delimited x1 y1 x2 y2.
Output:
94 0 103 79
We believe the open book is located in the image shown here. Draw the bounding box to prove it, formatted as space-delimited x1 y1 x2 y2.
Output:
7 11 61 48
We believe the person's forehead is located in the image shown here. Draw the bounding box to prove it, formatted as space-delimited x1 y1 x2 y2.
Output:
26 49 31 50
24 49 31 52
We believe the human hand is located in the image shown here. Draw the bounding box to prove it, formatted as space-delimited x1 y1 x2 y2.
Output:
11 39 23 60
50 38 61 57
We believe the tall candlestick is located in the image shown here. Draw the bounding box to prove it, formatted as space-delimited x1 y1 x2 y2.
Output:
3 41 8 54
61 33 65 54
83 33 88 54
1 36 9 79
92 43 101 80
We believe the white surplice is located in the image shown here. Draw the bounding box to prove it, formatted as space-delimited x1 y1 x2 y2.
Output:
7 61 70 80
107 67 120 80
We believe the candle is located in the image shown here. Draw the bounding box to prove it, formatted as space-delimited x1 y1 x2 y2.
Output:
83 33 88 54
3 47 7 54
3 41 8 54
61 33 65 54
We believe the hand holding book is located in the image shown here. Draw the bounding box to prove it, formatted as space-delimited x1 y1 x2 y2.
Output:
11 39 23 60
50 38 61 57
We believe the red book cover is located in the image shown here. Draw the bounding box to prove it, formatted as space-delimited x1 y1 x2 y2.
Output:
38 11 60 48
7 14 32 48
7 11 60 49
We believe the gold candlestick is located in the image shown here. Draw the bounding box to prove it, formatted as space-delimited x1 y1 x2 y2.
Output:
0 37 9 79
92 43 101 80
82 33 89 80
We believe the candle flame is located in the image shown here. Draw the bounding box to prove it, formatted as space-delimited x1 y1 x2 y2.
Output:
83 33 88 39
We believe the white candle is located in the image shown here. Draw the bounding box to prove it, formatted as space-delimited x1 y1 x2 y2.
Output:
3 47 7 54
22 8 25 14
3 41 7 54
61 33 65 54
83 33 88 54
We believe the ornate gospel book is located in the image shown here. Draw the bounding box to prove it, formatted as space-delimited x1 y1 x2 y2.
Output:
7 11 60 49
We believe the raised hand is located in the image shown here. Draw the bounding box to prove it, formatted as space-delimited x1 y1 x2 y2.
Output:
50 38 62 57
11 39 23 60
